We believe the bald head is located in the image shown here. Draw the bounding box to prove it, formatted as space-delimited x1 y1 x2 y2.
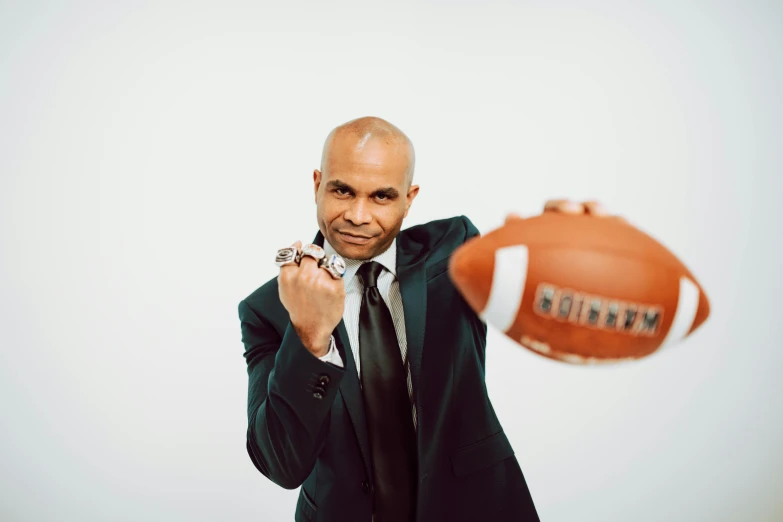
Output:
313 116 420 260
320 116 416 187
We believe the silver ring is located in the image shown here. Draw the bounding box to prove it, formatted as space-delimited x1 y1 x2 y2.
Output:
275 247 301 267
301 243 326 262
318 254 347 279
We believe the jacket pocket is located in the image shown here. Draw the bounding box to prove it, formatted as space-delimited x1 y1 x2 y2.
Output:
450 430 515 478
295 488 317 521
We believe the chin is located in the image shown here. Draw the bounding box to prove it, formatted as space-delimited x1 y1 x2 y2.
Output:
335 242 375 261
330 232 381 260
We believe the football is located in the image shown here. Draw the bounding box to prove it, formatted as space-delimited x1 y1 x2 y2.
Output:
448 213 710 364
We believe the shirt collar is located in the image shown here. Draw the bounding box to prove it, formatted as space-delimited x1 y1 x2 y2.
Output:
323 236 397 286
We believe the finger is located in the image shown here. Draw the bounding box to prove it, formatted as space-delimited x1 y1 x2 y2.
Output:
544 199 584 214
504 212 525 225
303 258 338 287
543 199 567 212
583 200 610 217
298 244 322 271
299 256 319 273
279 240 303 273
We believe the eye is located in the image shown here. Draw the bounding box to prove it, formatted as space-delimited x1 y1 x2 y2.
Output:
335 188 350 196
376 193 388 201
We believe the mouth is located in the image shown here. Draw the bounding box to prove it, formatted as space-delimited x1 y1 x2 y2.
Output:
338 231 374 244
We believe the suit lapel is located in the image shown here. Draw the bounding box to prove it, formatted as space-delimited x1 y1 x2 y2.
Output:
312 231 373 479
333 319 373 478
311 229 429 477
396 239 428 411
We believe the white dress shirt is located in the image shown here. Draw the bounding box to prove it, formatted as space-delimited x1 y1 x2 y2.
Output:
317 237 417 431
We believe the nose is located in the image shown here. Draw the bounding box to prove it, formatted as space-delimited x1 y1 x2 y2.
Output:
344 199 372 226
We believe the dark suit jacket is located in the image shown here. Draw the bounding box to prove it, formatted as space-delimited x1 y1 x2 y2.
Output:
238 215 539 522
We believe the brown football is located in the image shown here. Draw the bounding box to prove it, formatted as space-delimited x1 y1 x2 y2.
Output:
448 213 710 364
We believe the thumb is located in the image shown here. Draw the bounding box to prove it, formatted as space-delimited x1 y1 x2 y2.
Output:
504 212 525 225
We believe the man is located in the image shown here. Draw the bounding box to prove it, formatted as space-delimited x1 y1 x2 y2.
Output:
237 116 610 521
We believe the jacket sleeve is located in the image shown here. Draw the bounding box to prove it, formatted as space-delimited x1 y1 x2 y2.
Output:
238 298 346 489
318 338 345 367
460 214 481 242
459 215 488 341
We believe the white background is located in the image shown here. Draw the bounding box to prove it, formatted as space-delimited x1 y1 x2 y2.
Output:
2 1 782 521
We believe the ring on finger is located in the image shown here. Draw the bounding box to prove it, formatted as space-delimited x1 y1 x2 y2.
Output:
275 247 301 267
301 243 326 262
318 254 347 279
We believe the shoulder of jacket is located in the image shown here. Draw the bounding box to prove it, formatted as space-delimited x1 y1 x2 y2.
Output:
397 215 479 266
238 275 286 326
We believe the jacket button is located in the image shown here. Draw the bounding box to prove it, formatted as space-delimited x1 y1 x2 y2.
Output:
361 480 371 494
318 374 331 386
313 390 324 399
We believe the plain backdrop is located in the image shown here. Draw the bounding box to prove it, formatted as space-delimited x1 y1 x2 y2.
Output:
1 1 782 521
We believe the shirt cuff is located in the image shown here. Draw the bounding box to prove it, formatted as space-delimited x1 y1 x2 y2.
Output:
318 335 344 368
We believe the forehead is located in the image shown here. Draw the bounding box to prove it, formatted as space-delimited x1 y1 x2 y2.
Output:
324 134 409 187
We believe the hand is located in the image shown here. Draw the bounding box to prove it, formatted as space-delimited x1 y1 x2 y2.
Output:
278 240 346 357
505 199 623 225
543 199 612 216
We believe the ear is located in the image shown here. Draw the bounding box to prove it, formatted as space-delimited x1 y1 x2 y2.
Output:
403 184 420 218
313 170 321 204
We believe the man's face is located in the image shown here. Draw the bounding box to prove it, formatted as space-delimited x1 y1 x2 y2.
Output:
314 134 418 260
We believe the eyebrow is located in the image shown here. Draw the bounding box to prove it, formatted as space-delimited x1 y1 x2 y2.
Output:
326 179 400 199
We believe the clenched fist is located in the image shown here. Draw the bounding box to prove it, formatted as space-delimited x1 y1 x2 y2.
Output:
278 240 346 357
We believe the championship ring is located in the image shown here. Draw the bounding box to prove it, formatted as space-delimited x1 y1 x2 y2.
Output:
275 247 301 267
319 254 347 279
301 243 326 262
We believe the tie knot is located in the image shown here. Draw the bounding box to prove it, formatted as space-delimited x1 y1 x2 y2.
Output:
358 261 384 289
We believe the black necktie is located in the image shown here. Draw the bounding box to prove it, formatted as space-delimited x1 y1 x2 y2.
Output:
358 261 417 522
